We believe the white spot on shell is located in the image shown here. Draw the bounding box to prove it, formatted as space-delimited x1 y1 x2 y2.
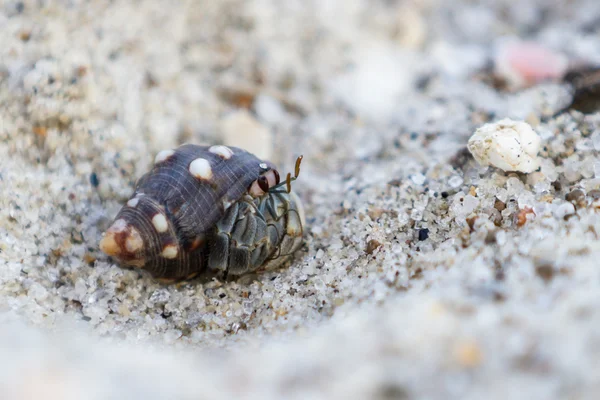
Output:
161 245 178 259
152 213 169 233
209 145 234 160
127 198 139 208
259 163 268 170
189 158 213 180
467 118 541 173
154 149 175 164
125 228 144 252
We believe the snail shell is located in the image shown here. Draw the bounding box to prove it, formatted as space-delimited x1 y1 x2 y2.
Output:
99 144 305 281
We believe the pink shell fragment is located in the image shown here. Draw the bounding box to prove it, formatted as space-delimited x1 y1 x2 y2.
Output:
495 41 569 87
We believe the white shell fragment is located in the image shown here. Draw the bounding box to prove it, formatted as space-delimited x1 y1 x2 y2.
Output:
467 118 542 173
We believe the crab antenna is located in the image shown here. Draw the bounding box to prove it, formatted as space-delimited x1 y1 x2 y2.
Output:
294 155 303 178
267 155 303 193
285 172 292 193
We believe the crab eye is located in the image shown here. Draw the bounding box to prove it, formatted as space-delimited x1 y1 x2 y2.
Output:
257 175 269 192
272 169 281 185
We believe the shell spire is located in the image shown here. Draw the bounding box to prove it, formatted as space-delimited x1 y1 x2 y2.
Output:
99 218 146 267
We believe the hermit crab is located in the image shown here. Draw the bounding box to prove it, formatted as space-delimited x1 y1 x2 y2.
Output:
99 144 305 282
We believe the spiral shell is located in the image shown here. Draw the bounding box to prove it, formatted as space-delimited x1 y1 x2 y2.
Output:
99 144 305 282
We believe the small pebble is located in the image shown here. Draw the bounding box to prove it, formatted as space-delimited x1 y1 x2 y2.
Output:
90 172 99 187
536 264 554 283
467 119 541 173
554 202 576 219
411 174 426 185
566 189 586 208
394 4 427 48
494 199 506 211
455 341 483 368
592 132 600 151
587 189 600 200
516 207 535 227
448 175 464 188
365 239 383 255
418 229 429 241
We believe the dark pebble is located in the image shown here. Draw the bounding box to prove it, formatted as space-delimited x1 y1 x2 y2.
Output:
536 264 554 283
90 172 99 187
365 239 383 255
494 198 506 211
566 189 586 208
566 189 585 202
418 228 429 241
552 181 562 192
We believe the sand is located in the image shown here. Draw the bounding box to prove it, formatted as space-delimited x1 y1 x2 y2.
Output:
1 0 600 399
